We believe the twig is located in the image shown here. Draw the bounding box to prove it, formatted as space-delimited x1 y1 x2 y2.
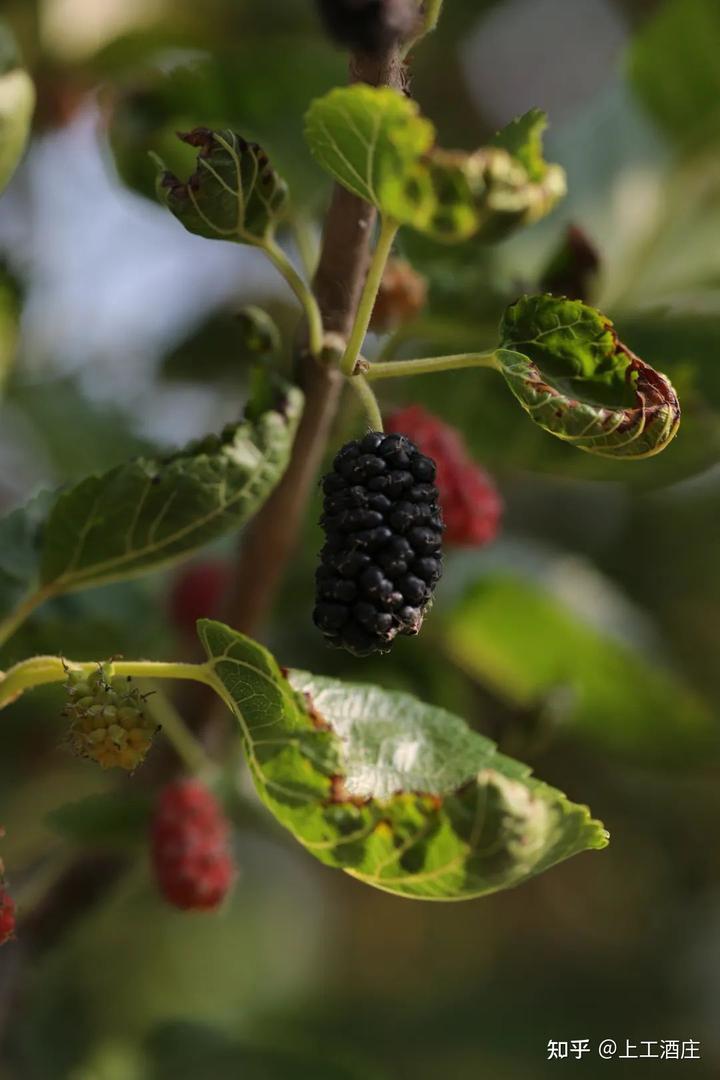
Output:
224 47 407 636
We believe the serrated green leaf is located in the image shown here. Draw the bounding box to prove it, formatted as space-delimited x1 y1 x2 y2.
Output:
305 86 564 243
490 108 549 182
199 620 607 901
0 24 35 194
442 574 719 765
37 381 302 595
497 295 681 459
155 128 289 244
304 84 435 207
47 790 152 847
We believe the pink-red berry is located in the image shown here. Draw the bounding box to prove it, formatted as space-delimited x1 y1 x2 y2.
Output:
169 561 231 635
150 779 235 912
386 405 502 547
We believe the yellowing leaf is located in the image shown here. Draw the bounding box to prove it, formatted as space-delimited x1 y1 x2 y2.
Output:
305 86 565 243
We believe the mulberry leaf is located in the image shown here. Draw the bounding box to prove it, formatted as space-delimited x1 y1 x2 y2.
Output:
497 295 681 459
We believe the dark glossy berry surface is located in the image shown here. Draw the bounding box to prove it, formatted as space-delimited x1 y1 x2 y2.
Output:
314 433 443 655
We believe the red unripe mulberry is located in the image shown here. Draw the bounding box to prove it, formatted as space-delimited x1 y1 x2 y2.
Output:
151 779 235 912
386 405 502 547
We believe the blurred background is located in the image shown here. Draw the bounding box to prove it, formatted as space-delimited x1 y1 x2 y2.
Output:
1 0 720 1076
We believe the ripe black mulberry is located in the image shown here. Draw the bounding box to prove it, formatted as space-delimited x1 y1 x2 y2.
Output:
314 432 443 655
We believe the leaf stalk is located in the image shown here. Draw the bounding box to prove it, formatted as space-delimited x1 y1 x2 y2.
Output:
348 372 384 430
263 238 324 357
0 655 219 712
364 350 499 380
341 217 399 376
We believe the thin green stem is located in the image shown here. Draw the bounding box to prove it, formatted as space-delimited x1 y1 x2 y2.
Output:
0 587 54 650
348 373 384 431
364 350 499 380
341 217 399 377
263 238 324 357
0 655 218 711
145 687 216 776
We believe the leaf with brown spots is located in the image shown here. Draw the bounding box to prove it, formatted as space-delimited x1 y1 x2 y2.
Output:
154 128 289 245
199 620 608 901
497 295 681 459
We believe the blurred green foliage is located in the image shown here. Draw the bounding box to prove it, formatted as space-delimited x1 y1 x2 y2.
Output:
2 0 720 1077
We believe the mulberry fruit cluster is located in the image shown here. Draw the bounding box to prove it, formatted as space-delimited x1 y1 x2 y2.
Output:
0 829 15 947
63 666 157 771
314 432 443 656
151 779 235 911
387 406 502 547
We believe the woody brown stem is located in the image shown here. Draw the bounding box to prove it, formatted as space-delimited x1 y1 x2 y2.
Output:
223 49 407 636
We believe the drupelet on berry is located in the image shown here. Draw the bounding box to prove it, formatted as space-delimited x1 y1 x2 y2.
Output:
387 405 502 547
314 431 443 655
63 666 157 771
151 779 235 912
